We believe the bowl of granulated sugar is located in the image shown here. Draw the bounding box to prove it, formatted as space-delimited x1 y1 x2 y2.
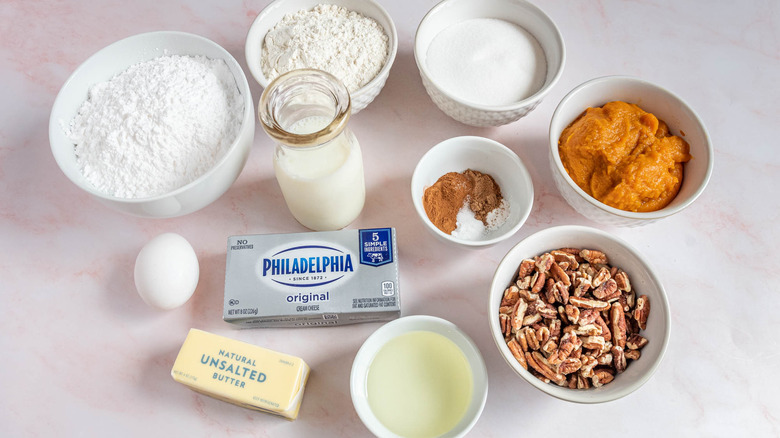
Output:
411 136 534 249
245 0 398 113
49 31 255 218
415 0 565 127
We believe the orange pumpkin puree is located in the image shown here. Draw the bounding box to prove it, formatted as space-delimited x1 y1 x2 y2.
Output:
558 101 692 212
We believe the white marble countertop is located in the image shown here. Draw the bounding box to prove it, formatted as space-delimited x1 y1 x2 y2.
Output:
1 0 778 436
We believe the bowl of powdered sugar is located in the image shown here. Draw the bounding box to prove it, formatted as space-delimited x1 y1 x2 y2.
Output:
415 0 565 127
245 0 397 113
49 31 255 218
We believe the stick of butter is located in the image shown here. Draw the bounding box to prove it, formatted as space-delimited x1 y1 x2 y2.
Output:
171 328 310 420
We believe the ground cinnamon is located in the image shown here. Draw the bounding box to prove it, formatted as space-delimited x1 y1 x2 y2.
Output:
423 169 503 234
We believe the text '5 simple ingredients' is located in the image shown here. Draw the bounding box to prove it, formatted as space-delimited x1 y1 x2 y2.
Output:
558 101 692 212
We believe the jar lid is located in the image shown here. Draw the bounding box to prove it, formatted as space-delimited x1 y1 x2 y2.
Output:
259 69 352 148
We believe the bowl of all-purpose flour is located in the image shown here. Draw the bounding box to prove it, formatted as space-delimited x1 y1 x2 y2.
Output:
245 0 398 113
414 0 565 127
49 31 255 218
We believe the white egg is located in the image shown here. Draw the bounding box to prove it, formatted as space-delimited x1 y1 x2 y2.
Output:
134 233 200 310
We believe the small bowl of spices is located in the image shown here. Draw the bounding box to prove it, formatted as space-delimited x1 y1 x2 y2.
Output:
245 0 398 113
414 0 565 127
411 136 534 248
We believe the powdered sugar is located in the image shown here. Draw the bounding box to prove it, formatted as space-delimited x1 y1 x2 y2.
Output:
65 55 243 199
261 4 388 92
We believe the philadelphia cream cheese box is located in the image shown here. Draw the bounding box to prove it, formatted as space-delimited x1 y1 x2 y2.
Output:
224 227 400 328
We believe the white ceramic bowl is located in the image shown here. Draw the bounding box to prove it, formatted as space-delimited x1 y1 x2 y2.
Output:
549 76 714 227
488 225 671 403
351 315 488 438
49 31 255 218
411 136 534 248
414 0 565 127
245 0 398 114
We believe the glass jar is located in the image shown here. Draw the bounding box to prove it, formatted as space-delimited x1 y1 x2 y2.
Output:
259 69 366 231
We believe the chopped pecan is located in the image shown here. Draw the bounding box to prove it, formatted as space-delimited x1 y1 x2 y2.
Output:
612 346 627 373
576 373 591 389
548 318 562 339
516 329 529 352
592 368 615 387
549 331 580 365
580 249 608 265
510 299 528 333
517 258 536 279
614 270 631 292
551 250 579 269
501 285 520 307
526 352 566 385
541 337 558 355
634 295 650 330
579 355 598 378
610 303 627 348
569 296 610 311
557 357 582 375
535 300 558 319
594 313 612 342
572 276 591 298
523 312 542 326
565 304 580 325
550 262 572 287
544 278 557 304
626 334 649 350
592 267 611 288
625 349 641 361
578 309 599 326
516 275 531 291
500 313 510 337
573 324 602 336
593 278 620 301
524 327 540 351
596 353 613 366
530 271 546 294
507 339 527 370
582 335 606 350
535 253 554 273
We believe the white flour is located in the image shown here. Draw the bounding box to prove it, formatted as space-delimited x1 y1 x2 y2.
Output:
261 4 388 92
66 55 243 199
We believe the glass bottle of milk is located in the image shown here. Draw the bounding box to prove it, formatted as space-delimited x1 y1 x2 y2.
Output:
259 69 365 231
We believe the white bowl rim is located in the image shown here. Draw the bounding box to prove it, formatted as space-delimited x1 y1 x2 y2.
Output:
413 0 566 112
245 0 399 99
49 30 254 203
488 225 671 403
411 135 535 247
350 315 489 437
549 75 714 220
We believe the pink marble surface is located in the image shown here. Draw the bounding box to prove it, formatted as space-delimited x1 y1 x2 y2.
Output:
1 0 778 436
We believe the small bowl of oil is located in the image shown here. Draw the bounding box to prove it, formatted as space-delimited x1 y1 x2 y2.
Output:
350 315 488 438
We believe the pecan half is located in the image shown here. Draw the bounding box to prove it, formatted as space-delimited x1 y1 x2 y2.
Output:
507 339 527 370
517 259 536 279
626 334 649 350
580 249 608 265
610 303 627 348
569 296 610 311
634 295 650 330
612 345 627 374
592 368 615 387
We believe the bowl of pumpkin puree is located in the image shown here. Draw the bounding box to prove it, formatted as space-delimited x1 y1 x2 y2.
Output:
549 76 713 227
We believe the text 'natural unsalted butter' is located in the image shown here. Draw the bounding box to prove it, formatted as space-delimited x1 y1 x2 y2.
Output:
170 328 310 420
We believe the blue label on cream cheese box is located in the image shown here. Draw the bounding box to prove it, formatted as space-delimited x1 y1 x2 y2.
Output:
224 228 400 328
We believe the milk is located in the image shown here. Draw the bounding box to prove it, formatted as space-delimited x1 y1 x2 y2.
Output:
274 116 365 231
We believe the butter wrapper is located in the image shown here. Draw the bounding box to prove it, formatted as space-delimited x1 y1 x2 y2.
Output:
171 329 310 420
224 227 401 328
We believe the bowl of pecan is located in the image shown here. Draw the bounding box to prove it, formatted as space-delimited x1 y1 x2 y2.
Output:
488 225 670 403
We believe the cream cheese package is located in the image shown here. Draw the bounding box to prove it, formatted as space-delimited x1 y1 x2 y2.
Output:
171 328 310 420
224 228 400 328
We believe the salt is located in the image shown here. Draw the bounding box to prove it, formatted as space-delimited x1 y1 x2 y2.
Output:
451 198 511 240
425 18 546 106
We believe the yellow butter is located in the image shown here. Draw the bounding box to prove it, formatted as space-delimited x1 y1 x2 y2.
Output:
171 328 310 420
